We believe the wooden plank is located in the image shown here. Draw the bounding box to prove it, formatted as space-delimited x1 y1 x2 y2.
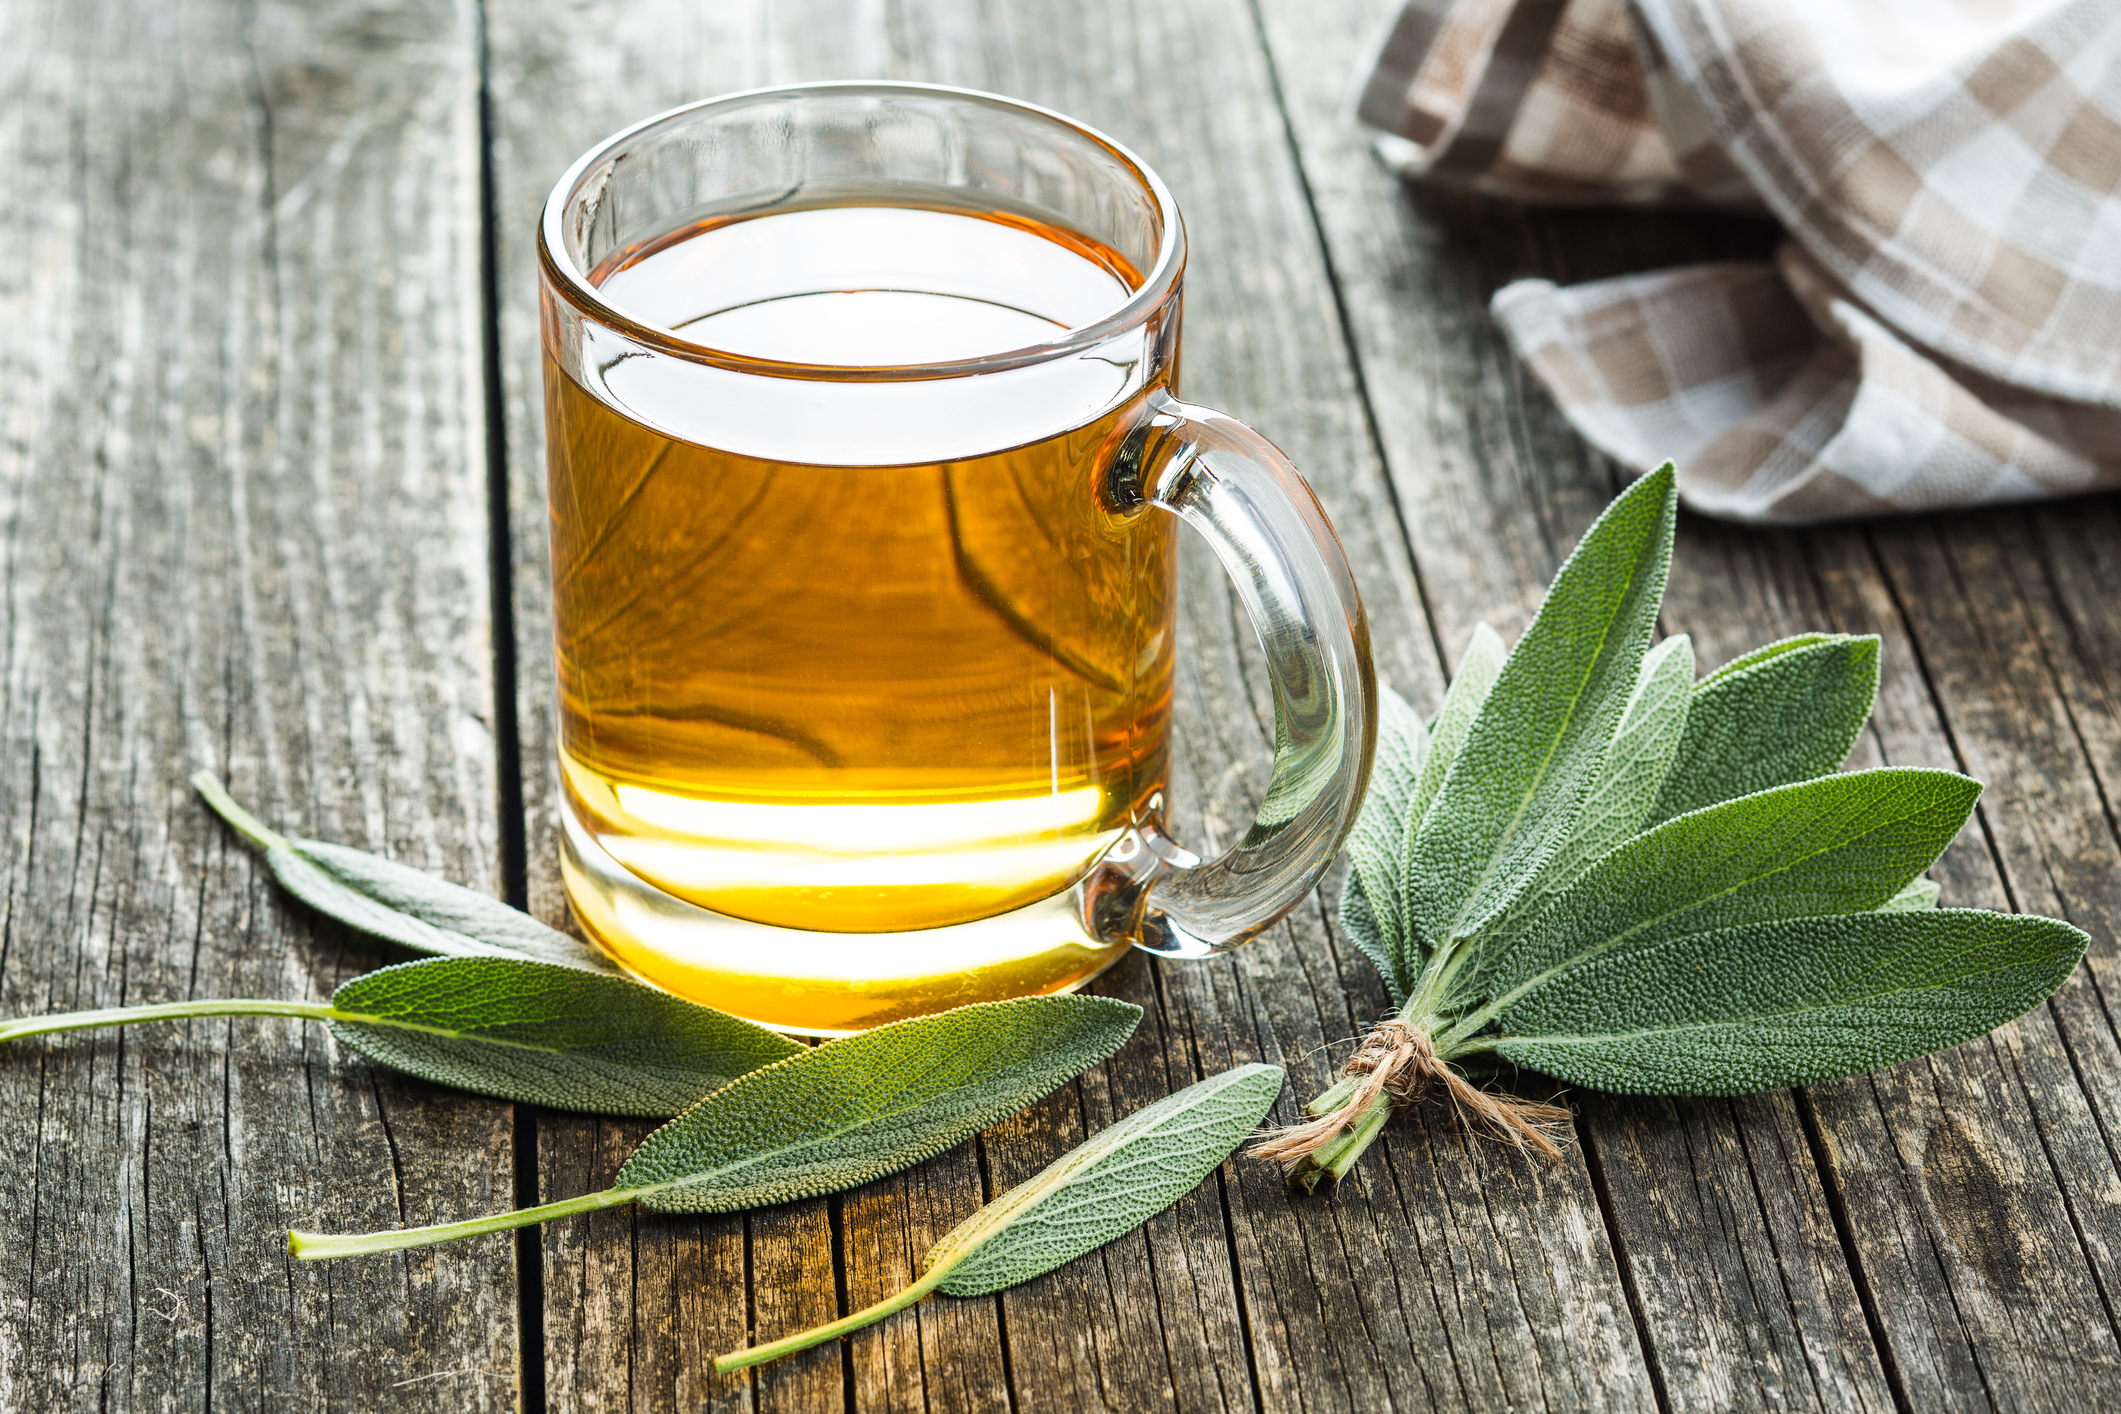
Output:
478 5 891 1410
532 1114 754 1412
1801 514 2121 1413
1253 0 2121 1409
1581 529 1902 1414
868 4 1652 1411
840 1149 1009 1414
1245 2 1905 1410
485 0 1662 1408
0 0 518 1409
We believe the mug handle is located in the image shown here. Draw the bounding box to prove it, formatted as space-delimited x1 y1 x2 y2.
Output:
1088 391 1378 959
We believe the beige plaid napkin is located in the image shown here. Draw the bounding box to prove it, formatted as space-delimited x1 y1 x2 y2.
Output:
1358 0 2121 522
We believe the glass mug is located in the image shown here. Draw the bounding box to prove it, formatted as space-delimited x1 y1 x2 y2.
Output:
539 82 1376 1034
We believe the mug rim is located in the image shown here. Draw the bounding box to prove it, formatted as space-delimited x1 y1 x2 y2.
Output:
537 80 1187 382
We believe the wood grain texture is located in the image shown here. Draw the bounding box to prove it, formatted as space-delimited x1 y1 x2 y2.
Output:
478 7 884 1410
1248 5 1905 1410
0 0 518 1409
493 0 2121 1408
13 0 2117 1408
480 0 1658 1407
1255 3 2121 1412
1806 515 2121 1414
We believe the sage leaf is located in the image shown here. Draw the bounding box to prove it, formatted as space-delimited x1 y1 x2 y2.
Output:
1697 632 1841 686
1407 622 1505 838
1460 767 1981 1016
294 839 612 970
1493 910 2089 1094
1340 873 1397 1003
1879 876 1941 912
1647 635 1879 825
615 994 1139 1211
0 956 797 1117
194 772 614 972
1406 465 1678 946
929 1061 1285 1294
1501 633 1694 929
326 957 799 1115
1343 686 1426 990
1391 623 1504 981
714 1063 1286 1372
1276 473 2081 1184
290 993 1141 1259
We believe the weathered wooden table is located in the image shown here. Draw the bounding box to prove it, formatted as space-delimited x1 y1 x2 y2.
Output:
6 0 2119 1408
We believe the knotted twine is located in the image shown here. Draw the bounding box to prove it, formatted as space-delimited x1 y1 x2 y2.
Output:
1250 1020 1572 1168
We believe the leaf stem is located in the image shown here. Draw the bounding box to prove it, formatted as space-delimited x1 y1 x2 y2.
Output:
1281 1003 1497 1187
0 998 337 1043
190 771 290 852
1296 1093 1393 1192
1305 1075 1359 1116
289 1186 638 1261
715 1264 951 1372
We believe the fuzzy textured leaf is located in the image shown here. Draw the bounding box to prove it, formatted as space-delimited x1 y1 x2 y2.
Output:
616 995 1141 1213
1496 910 2088 1094
328 957 800 1117
1698 633 1841 685
1503 633 1694 927
193 773 613 971
1340 875 1397 1003
1344 686 1426 977
927 1063 1285 1295
1407 623 1505 839
713 1061 1285 1371
1879 877 1941 912
275 843 613 971
1464 768 1981 1012
1407 466 1678 943
1649 635 1879 825
1387 625 1506 983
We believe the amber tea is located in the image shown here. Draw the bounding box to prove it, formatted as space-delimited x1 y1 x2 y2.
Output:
549 206 1177 1031
542 85 1373 1038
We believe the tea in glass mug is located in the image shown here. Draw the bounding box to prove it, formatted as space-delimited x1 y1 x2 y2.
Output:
540 84 1375 1034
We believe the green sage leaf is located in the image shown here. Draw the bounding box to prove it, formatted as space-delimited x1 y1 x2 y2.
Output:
1648 635 1879 825
1463 767 1981 1015
714 1063 1285 1371
1878 876 1941 912
0 955 798 1118
617 994 1140 1212
1501 633 1694 928
1407 622 1506 839
328 957 800 1116
293 840 610 970
194 772 613 972
1344 686 1426 989
1494 909 2088 1095
1340 874 1397 1002
290 993 1142 1260
1698 632 1842 686
927 1062 1285 1294
1407 465 1678 943
1390 623 1505 981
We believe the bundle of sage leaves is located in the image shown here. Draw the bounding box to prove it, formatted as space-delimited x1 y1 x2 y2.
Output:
5 461 2093 1364
0 775 1280 1370
1255 464 2088 1189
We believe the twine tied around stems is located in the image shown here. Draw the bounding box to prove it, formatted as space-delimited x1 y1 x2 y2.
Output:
1249 1020 1571 1169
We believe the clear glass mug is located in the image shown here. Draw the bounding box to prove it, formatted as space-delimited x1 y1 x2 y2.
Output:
540 82 1375 1034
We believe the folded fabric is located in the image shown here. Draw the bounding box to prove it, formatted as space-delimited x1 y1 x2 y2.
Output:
1358 0 2121 521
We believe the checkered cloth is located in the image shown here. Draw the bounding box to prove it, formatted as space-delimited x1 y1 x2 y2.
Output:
1359 0 2121 522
